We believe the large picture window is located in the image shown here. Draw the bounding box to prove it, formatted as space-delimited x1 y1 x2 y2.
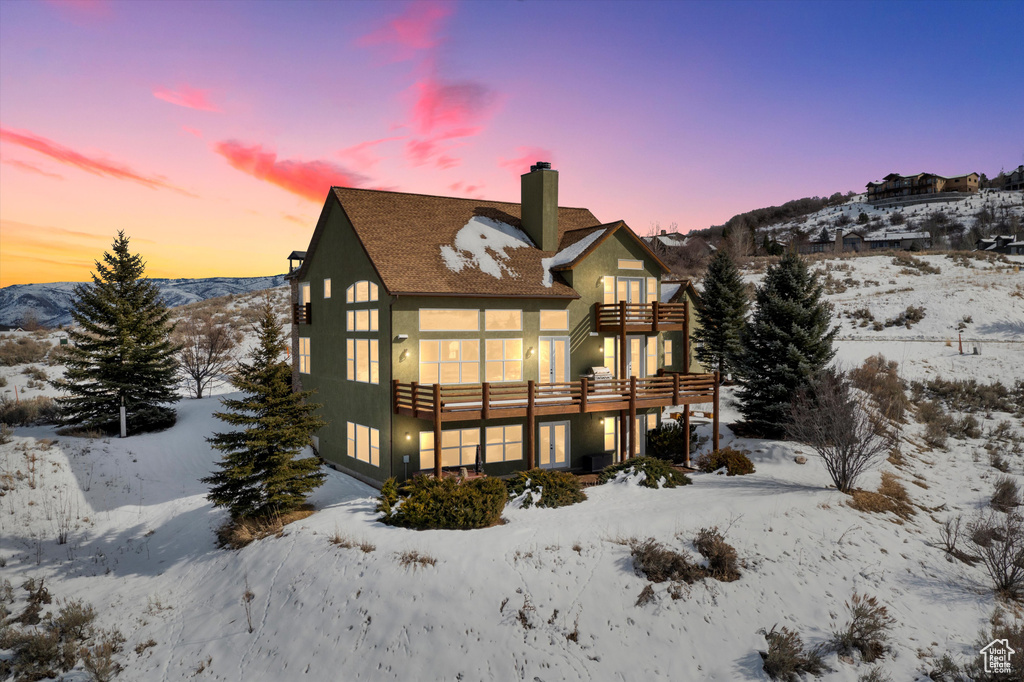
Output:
346 281 379 303
485 339 523 382
419 309 479 332
540 310 569 330
484 309 521 331
419 340 479 384
299 337 310 374
420 428 480 470
346 338 379 384
485 425 523 462
346 309 379 332
347 422 380 467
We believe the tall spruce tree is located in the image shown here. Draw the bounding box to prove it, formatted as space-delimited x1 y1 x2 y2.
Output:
203 297 326 519
53 232 180 434
693 251 749 378
736 252 837 438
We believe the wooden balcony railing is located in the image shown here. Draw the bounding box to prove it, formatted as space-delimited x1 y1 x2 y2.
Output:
595 300 686 333
293 302 311 325
394 372 720 477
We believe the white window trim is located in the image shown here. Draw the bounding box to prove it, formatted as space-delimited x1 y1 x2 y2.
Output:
485 425 523 463
539 309 569 331
347 422 380 467
299 337 311 374
418 309 480 332
346 338 379 384
418 339 480 384
324 278 332 299
485 338 524 383
617 259 644 270
420 428 480 470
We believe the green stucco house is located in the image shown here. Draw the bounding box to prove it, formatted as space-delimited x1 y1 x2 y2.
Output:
288 163 718 488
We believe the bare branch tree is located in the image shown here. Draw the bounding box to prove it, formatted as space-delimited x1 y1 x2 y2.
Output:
967 511 1024 600
788 368 892 493
174 311 236 399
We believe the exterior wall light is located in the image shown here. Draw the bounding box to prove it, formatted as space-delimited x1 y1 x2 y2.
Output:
400 349 409 361
405 432 411 441
526 346 534 358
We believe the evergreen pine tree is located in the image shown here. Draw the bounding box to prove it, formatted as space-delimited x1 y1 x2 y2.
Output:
693 251 749 378
53 232 180 434
735 252 838 438
202 297 326 519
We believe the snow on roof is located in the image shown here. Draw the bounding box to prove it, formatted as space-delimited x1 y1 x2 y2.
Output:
540 229 606 287
440 216 534 279
660 282 682 303
864 230 931 241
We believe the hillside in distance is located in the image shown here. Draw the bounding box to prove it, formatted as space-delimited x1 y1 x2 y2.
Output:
0 274 288 328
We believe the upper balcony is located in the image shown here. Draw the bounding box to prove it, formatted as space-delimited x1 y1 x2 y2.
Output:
293 302 311 325
594 301 687 333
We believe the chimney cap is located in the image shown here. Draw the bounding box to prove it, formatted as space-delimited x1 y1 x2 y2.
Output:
530 161 552 172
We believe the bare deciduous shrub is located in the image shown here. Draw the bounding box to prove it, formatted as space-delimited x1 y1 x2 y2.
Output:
50 599 96 641
830 593 896 663
134 639 157 655
992 476 1021 513
789 369 892 493
173 311 237 399
693 527 740 581
926 653 965 681
396 550 436 569
635 584 656 607
759 624 828 680
0 336 51 366
860 666 893 682
967 512 1024 600
0 395 60 426
939 515 977 564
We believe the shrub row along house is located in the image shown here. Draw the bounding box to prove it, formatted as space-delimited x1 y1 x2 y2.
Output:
286 163 718 487
865 171 979 202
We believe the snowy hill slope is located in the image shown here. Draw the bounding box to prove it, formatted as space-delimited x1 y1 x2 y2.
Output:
1 255 1023 680
0 274 288 328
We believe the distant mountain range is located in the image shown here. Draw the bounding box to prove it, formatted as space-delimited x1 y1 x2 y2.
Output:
0 275 288 329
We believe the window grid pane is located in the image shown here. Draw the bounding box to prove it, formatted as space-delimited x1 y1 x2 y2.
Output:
665 339 673 366
603 277 614 305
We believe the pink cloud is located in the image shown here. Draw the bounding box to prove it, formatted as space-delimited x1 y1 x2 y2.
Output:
357 2 452 62
214 140 369 202
153 85 221 112
181 126 203 138
403 77 497 166
0 126 190 194
337 136 404 170
283 214 306 225
44 0 112 22
3 159 64 180
499 146 555 177
435 154 459 170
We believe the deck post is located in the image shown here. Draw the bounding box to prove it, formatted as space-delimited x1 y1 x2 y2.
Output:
652 300 660 333
628 376 637 460
618 300 628 381
482 382 490 420
683 409 691 468
526 380 536 469
672 372 680 406
433 384 442 478
580 377 588 413
712 371 720 453
683 298 690 374
411 381 419 418
619 409 628 461
392 379 399 414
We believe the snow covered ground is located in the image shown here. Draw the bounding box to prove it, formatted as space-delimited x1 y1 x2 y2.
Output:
1 255 1022 680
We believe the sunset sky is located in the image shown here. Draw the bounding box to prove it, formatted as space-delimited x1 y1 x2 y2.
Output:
1 0 1021 287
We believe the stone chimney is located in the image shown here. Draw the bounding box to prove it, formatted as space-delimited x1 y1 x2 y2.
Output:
521 162 558 251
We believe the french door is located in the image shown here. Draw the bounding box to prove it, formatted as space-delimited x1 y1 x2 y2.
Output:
538 336 570 384
538 421 569 469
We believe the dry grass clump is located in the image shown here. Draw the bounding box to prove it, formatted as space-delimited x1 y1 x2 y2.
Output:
830 593 896 663
892 252 940 275
216 505 315 549
396 550 437 569
328 529 375 553
850 355 909 424
693 527 740 582
694 447 755 476
630 539 703 584
0 395 60 426
0 336 51 366
848 472 915 520
883 305 926 329
759 624 828 681
992 476 1021 513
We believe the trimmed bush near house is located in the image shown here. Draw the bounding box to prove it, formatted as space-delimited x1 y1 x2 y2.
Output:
598 456 692 489
506 469 586 509
378 475 506 530
694 447 755 476
646 421 705 463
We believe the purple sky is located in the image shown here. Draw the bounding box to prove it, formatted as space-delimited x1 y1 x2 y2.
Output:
1 0 1021 285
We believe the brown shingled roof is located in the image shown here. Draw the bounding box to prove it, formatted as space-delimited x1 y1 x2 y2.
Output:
298 187 604 298
549 221 673 274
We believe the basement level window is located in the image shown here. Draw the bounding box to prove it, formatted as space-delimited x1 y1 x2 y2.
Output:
324 279 331 299
618 259 644 270
347 422 379 467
